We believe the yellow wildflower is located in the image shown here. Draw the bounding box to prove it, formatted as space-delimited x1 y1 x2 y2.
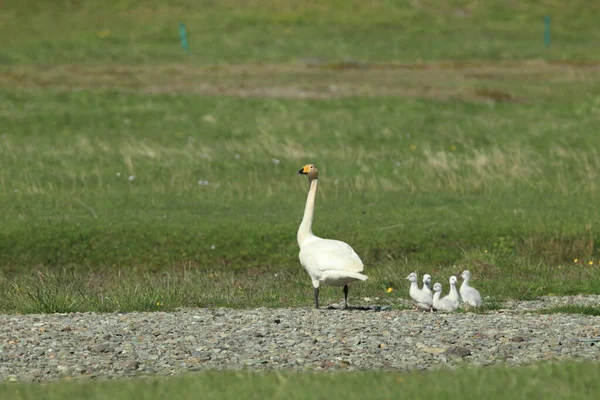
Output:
409 144 417 151
98 29 111 38
588 260 593 265
574 258 578 263
450 145 457 151
386 287 393 293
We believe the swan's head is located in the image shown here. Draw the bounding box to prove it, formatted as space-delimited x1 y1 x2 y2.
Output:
449 276 457 285
433 282 442 292
422 274 431 285
297 164 319 180
461 270 471 280
405 272 417 282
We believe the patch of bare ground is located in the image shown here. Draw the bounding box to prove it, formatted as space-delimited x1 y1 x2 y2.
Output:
1 60 599 102
1 300 599 382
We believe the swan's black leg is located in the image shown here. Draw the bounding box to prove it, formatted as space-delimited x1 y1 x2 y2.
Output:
343 285 349 308
314 287 320 309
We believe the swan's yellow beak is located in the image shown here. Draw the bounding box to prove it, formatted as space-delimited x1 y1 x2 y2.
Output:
297 165 311 174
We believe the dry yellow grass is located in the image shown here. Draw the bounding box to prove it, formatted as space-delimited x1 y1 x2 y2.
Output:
2 61 599 102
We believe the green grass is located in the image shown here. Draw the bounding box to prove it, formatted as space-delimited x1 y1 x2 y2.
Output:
1 86 600 312
1 1 600 313
2 363 599 400
1 1 600 65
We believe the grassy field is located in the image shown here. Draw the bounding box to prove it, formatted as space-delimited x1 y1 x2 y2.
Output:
2 362 599 400
1 0 600 65
1 1 600 313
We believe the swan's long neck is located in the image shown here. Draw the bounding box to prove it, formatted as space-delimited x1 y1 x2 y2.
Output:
450 283 459 297
297 178 318 247
410 281 419 293
433 292 441 302
461 277 471 290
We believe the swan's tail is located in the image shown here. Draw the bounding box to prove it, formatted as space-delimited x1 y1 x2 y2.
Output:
346 272 368 281
320 270 369 283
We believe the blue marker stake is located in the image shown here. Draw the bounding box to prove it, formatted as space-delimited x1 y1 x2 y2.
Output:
179 22 189 53
544 16 551 47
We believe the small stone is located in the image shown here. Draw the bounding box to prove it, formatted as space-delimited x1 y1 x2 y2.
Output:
511 336 525 342
419 347 447 355
73 365 86 374
90 343 113 353
57 365 70 376
125 361 140 371
191 350 208 358
445 347 472 358
486 329 500 337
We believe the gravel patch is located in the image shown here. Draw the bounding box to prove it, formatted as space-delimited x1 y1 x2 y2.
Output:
500 295 600 311
1 296 599 382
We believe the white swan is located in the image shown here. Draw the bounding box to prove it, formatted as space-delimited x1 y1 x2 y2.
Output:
297 164 368 309
446 275 461 306
460 270 482 307
422 274 432 298
406 272 433 310
432 282 459 312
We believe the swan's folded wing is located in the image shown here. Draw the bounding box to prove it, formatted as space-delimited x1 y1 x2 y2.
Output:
437 297 457 311
463 287 482 305
300 239 364 273
411 289 433 307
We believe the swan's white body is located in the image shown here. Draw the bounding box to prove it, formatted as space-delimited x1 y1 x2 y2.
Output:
460 270 482 307
406 272 433 310
432 282 459 312
445 276 461 306
297 169 367 308
299 237 367 287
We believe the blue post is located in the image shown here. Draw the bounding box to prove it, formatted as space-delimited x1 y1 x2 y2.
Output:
179 22 189 53
544 16 551 47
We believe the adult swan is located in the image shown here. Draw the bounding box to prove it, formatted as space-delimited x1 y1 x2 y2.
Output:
296 164 368 309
